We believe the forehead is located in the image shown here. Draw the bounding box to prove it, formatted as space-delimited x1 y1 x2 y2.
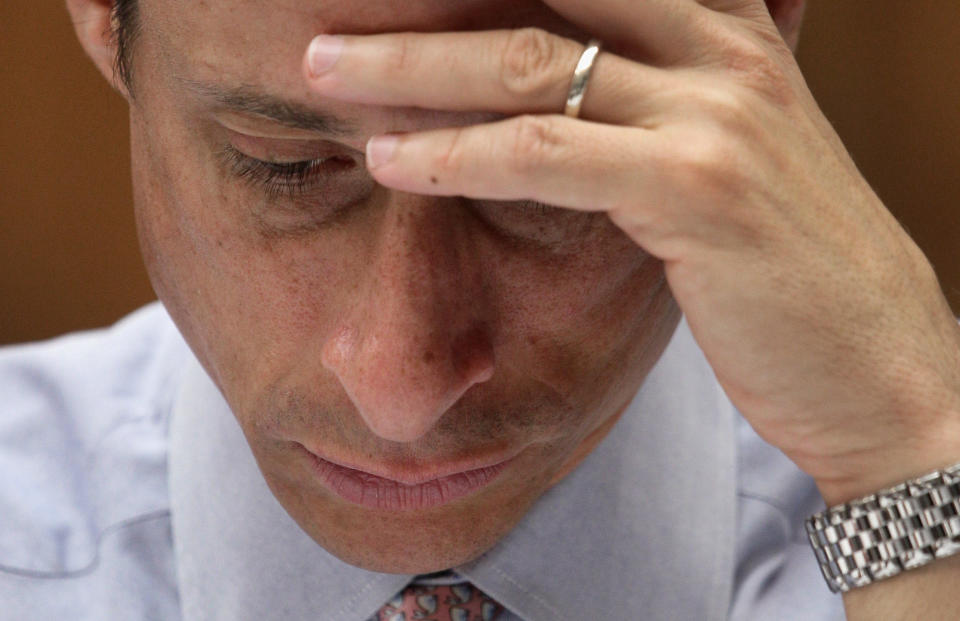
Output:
144 0 569 92
155 0 550 31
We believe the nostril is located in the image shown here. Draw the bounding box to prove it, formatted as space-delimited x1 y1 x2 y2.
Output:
318 323 494 443
452 326 496 385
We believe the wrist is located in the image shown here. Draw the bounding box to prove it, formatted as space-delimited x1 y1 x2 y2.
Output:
806 460 960 593
813 410 960 507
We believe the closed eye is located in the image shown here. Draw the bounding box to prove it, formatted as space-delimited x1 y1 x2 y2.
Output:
219 144 357 199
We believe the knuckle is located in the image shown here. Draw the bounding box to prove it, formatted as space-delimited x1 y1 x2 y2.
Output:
383 35 419 74
728 42 793 103
509 115 560 174
703 24 795 106
499 28 559 100
609 203 673 240
694 87 755 134
672 134 745 199
437 126 470 176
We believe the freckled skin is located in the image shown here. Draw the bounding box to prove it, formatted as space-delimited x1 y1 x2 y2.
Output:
132 0 680 573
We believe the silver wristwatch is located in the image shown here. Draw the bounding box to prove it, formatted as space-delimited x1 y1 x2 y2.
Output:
805 462 960 593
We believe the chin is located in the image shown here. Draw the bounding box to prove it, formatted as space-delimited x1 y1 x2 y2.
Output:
307 515 514 575
337 546 486 575
258 440 559 575
276 484 538 575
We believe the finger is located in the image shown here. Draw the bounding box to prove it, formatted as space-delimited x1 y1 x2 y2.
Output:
304 29 676 126
700 0 788 45
703 0 778 23
362 114 655 214
542 0 790 68
537 0 718 65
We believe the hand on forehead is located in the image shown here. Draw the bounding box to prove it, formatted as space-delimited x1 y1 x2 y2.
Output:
158 0 573 38
149 0 584 109
154 0 783 81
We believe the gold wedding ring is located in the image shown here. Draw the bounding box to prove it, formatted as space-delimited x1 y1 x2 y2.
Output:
564 39 603 119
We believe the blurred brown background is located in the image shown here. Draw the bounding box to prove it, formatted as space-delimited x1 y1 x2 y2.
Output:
1 2 958 345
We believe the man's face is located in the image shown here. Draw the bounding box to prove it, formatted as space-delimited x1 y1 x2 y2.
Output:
130 0 679 573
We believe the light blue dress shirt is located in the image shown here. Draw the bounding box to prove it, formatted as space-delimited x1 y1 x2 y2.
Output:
0 303 845 620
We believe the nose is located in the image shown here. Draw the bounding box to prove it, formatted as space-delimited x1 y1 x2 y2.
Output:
321 195 495 443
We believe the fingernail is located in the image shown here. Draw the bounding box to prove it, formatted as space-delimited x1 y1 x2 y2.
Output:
307 35 344 76
367 135 400 169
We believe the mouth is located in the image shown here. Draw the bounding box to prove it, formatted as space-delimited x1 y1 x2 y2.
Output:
299 446 517 511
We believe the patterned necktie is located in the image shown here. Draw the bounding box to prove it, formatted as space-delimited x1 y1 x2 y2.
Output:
376 582 503 621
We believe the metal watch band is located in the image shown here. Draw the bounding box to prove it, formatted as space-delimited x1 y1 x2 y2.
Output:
805 462 960 593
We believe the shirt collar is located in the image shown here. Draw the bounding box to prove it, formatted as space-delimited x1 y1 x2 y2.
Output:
169 319 737 621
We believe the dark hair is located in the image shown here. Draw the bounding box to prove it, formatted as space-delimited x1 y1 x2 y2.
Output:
112 0 140 90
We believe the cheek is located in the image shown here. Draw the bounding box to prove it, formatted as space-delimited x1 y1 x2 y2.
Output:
480 230 676 413
130 106 350 394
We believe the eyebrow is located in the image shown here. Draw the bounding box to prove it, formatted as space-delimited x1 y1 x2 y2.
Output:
179 78 359 136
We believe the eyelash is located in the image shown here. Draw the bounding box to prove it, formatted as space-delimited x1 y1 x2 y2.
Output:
220 144 352 199
220 144 554 215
